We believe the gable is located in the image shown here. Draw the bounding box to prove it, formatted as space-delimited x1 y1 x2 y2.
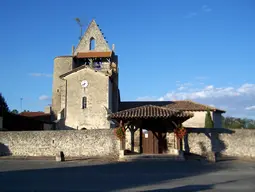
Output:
62 65 108 80
74 20 110 54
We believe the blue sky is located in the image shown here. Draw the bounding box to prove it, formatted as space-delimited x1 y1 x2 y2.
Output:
1 0 255 118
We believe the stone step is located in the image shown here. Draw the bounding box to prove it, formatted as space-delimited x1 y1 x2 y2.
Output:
120 154 185 162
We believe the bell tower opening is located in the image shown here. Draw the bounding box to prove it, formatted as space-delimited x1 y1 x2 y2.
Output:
89 37 95 50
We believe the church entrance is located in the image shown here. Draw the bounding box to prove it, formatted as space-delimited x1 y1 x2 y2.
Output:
142 129 167 154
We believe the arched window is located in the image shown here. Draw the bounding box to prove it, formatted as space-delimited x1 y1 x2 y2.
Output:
89 37 95 50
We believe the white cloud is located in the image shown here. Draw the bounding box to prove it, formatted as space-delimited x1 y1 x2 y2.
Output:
202 5 212 12
246 106 255 110
29 73 52 77
136 83 255 119
176 82 193 91
39 95 51 101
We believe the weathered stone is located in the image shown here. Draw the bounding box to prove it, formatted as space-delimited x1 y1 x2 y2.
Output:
178 129 255 160
0 130 120 158
206 152 216 163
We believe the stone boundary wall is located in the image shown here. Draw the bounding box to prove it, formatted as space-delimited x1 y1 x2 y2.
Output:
0 129 120 158
185 128 255 159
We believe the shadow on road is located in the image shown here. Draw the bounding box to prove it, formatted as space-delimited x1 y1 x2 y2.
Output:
0 159 230 191
144 179 238 191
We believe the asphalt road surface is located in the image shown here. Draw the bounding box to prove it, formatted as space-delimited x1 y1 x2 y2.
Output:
0 158 255 191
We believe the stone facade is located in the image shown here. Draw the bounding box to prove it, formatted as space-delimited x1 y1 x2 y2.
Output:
74 20 110 54
63 68 110 129
52 56 73 119
183 111 222 128
0 130 120 158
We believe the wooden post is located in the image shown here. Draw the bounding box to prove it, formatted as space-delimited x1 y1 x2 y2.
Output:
121 137 125 150
177 137 181 150
131 127 135 152
139 127 143 154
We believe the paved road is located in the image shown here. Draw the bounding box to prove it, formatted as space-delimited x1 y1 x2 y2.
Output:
0 158 255 191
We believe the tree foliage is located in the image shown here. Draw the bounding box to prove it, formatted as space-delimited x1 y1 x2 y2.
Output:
11 109 19 114
222 116 255 129
204 109 214 128
0 93 9 116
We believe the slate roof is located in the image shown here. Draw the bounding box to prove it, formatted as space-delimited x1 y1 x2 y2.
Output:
119 100 225 113
110 105 194 120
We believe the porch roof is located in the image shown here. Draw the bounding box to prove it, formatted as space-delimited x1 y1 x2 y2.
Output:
110 105 194 120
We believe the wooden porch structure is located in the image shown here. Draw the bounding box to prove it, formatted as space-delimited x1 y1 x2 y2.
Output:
110 105 193 155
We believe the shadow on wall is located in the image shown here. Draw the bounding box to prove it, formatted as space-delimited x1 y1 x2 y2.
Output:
0 142 12 156
184 128 235 160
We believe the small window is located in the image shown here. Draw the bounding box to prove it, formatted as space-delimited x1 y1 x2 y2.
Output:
82 96 87 109
93 59 102 70
89 37 95 50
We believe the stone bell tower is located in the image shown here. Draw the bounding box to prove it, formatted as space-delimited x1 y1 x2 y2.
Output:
51 19 119 129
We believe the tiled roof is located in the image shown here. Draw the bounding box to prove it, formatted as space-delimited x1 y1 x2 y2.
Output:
75 51 112 58
110 105 194 119
119 101 172 111
119 100 225 113
20 112 50 117
165 100 225 112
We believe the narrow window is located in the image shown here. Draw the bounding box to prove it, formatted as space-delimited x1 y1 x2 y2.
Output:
82 96 87 109
89 37 95 50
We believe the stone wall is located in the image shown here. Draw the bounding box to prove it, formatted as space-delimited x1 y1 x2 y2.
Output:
184 129 255 159
0 129 120 158
183 111 223 128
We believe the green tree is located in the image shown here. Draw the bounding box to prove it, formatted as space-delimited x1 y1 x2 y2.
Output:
11 109 19 114
204 109 214 128
0 93 9 116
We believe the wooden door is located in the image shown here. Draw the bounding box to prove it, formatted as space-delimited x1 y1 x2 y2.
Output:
142 130 158 154
142 130 168 154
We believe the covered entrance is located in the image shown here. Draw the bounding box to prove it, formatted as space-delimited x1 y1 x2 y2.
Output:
142 129 167 154
110 105 193 155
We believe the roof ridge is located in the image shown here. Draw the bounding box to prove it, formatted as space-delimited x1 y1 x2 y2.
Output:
185 100 216 110
111 104 194 119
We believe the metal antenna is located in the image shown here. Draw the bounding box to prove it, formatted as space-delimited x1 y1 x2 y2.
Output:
75 18 83 40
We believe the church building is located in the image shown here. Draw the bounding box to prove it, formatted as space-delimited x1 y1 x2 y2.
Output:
51 19 225 130
52 20 119 130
